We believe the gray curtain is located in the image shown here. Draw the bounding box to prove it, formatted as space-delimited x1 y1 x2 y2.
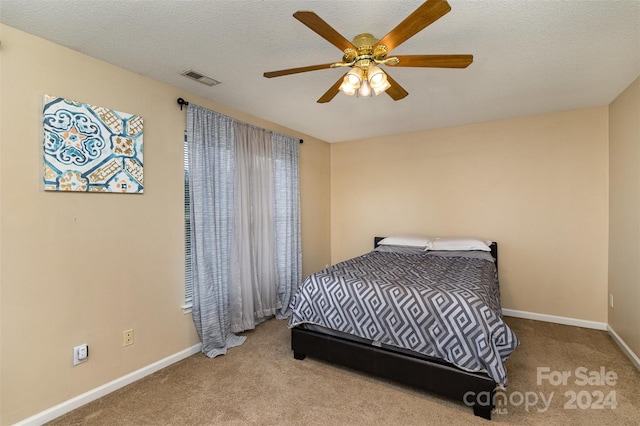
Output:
187 104 245 357
230 122 277 332
187 104 300 357
272 132 301 319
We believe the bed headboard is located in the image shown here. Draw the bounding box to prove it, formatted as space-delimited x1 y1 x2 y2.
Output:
373 236 498 270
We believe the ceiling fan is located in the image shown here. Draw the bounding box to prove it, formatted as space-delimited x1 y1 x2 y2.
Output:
263 0 473 103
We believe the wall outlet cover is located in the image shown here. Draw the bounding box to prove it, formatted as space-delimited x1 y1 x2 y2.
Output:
73 344 88 366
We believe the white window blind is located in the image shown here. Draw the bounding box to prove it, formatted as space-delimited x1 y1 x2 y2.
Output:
183 131 193 312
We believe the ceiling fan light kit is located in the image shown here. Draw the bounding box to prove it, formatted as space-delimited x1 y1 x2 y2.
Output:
339 65 389 98
263 0 473 103
368 66 391 95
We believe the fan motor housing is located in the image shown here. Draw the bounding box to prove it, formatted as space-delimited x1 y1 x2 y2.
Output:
348 33 389 62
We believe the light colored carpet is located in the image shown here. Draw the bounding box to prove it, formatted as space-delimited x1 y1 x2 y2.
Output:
48 317 640 425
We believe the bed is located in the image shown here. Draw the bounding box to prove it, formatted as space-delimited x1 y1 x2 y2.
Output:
287 236 518 420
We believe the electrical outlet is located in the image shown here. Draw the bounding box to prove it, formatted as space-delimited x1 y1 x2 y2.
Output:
610 294 614 309
123 329 134 346
73 344 89 365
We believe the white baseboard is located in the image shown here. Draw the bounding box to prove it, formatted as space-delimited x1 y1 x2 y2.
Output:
607 325 640 371
503 309 640 371
502 308 608 330
14 343 202 426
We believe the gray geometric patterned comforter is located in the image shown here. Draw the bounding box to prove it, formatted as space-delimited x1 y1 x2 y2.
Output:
288 250 519 386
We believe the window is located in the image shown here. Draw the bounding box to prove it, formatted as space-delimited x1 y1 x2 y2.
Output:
183 132 193 313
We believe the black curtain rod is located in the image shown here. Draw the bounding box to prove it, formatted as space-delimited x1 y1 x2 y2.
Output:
176 97 302 144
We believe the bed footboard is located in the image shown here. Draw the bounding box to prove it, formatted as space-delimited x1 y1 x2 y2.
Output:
291 327 496 420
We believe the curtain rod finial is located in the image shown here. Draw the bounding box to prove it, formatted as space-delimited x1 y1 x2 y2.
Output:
177 98 189 111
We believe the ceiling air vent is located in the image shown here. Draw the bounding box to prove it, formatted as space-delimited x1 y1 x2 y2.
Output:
180 69 221 87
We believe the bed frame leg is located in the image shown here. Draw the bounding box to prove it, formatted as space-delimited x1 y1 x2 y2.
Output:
472 404 492 420
293 351 306 360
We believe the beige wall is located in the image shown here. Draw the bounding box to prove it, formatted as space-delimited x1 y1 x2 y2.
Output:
0 24 331 424
299 134 332 277
608 76 640 357
331 107 609 322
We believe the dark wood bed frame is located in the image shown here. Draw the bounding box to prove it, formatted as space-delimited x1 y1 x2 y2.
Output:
290 237 500 420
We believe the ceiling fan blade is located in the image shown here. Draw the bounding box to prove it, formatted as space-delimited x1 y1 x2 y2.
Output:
294 11 356 52
384 72 409 101
389 54 473 68
375 0 451 53
317 74 345 103
264 63 336 78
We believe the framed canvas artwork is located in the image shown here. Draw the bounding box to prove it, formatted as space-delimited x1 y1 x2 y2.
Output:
42 95 144 193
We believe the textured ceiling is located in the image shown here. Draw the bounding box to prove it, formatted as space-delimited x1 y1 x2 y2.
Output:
1 0 639 143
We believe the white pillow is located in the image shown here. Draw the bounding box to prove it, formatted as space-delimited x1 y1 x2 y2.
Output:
377 235 431 248
428 237 491 252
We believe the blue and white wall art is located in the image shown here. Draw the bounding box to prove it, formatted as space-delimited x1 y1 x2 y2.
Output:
42 95 144 193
